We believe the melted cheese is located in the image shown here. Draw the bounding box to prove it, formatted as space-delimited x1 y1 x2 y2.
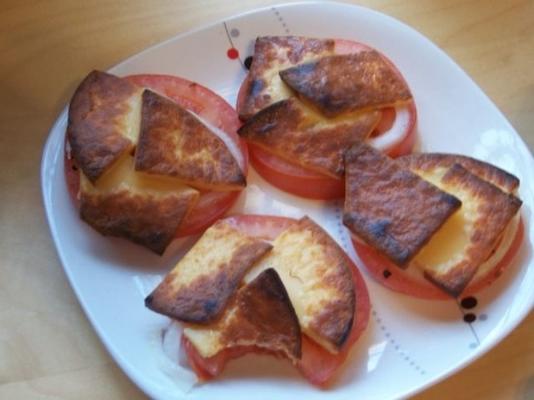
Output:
408 165 521 292
81 154 196 197
260 44 335 108
411 167 477 276
244 218 354 354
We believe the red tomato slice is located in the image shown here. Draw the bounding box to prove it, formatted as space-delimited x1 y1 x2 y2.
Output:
182 214 370 386
65 74 248 237
352 218 524 300
236 39 417 200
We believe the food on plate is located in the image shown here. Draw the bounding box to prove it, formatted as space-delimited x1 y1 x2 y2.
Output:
236 36 417 199
65 71 248 253
343 143 523 298
239 98 380 178
145 219 272 323
145 215 370 386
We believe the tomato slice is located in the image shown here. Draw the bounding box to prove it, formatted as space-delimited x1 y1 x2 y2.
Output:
65 74 248 237
236 39 417 200
182 215 370 386
352 218 524 300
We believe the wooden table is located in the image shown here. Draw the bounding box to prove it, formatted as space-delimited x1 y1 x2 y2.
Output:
1 1 532 398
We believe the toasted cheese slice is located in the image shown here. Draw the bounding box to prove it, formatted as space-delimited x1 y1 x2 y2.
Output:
238 98 380 178
405 161 522 296
183 269 301 362
239 36 335 120
67 70 143 182
396 153 519 193
135 90 245 191
80 155 199 254
280 52 412 117
145 220 272 323
245 217 355 354
343 142 461 266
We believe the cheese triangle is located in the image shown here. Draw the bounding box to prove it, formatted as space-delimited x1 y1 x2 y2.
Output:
79 155 199 254
245 217 355 354
280 52 412 117
238 36 335 120
135 90 246 191
238 98 380 178
399 154 522 296
145 220 272 323
67 70 143 182
183 268 302 363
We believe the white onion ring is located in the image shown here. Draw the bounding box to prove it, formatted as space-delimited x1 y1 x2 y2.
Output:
368 105 411 152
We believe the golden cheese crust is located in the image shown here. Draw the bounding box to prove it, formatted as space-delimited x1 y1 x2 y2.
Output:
135 90 245 191
248 216 355 353
396 153 519 193
343 142 461 266
238 98 380 178
280 52 412 117
184 268 302 362
145 220 272 323
67 70 142 182
80 185 198 255
239 36 335 120
79 155 199 254
413 163 522 296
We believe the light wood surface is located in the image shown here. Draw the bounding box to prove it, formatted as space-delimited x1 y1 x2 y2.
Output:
1 0 532 399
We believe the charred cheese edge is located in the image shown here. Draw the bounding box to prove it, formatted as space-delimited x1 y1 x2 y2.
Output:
145 220 272 323
238 97 380 178
279 52 412 117
183 268 302 362
244 217 355 354
406 161 522 296
135 90 246 191
343 142 462 266
238 36 335 120
67 70 143 182
396 153 519 194
79 155 199 254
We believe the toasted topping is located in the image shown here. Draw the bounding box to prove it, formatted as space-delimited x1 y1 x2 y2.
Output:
343 142 461 266
145 220 272 323
238 36 335 120
246 217 355 354
410 163 522 296
184 269 301 362
396 153 519 193
279 52 412 117
135 90 245 191
238 98 380 178
67 70 143 182
79 155 199 254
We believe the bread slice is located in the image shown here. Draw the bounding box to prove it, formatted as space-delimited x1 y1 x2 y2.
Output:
245 217 355 354
238 98 380 178
396 153 519 193
135 90 245 191
239 36 335 120
280 52 412 117
343 142 461 266
79 155 199 254
145 220 272 323
67 70 143 182
183 268 302 363
401 156 522 296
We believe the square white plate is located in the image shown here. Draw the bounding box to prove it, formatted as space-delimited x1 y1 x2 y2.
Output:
41 2 534 399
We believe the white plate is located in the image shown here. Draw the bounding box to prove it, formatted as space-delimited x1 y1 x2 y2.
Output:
41 2 534 399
